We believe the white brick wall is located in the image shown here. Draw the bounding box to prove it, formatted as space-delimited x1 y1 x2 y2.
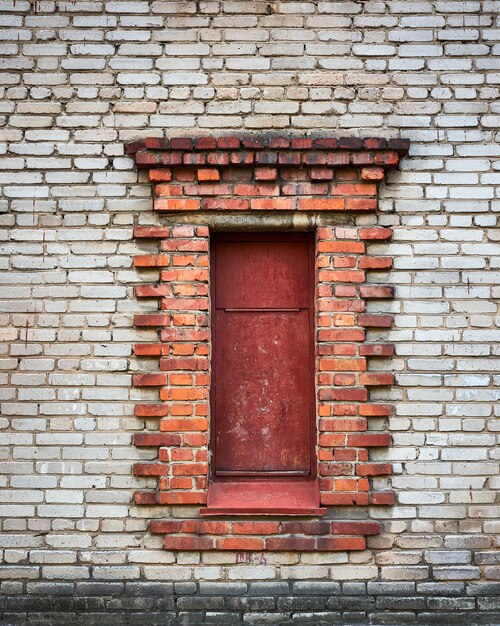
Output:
0 0 499 585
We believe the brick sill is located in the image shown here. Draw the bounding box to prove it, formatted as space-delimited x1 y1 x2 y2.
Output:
200 478 327 517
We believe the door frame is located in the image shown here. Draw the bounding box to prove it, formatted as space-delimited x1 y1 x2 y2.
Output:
209 230 317 482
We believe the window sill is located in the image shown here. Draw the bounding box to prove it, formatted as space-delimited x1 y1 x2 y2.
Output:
200 478 327 517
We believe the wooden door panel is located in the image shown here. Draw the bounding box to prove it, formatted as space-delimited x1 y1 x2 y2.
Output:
214 309 312 473
215 240 310 310
212 233 314 477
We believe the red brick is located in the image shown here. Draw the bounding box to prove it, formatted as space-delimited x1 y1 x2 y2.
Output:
359 403 391 416
133 491 158 505
318 270 365 283
158 491 206 505
350 152 376 166
184 433 208 446
283 182 328 195
134 255 170 268
134 343 163 356
250 197 295 210
333 286 358 297
265 537 316 551
298 197 345 211
310 167 334 181
149 169 172 182
184 183 229 196
133 373 167 387
181 521 229 534
161 239 208 252
388 138 410 154
331 183 377 196
161 269 208 282
281 521 331 535
320 492 369 506
207 152 230 166
135 285 170 298
332 401 357 414
202 198 249 210
193 137 216 150
359 227 393 240
217 137 240 149
232 522 280 535
356 463 392 476
370 491 396 505
346 198 378 211
361 167 385 181
135 314 170 327
347 433 391 447
134 433 181 447
255 167 277 181
155 184 183 197
154 198 201 211
318 241 365 254
150 521 182 534
136 151 160 167
216 537 265 551
135 403 168 417
160 357 208 371
320 418 367 432
375 151 399 167
160 418 208 432
313 138 338 150
234 183 279 196
126 140 146 154
172 463 207 476
291 138 313 150
334 449 356 461
319 358 366 372
162 297 209 311
161 388 207 401
164 536 214 550
359 373 394 386
230 151 254 165
318 299 365 313
318 329 365 342
319 463 351 477
161 329 209 342
325 153 350 166
360 285 394 299
358 314 393 328
278 152 301 166
134 226 171 239
318 433 345 447
359 344 394 357
358 256 393 270
362 138 387 150
133 463 169 476
316 537 366 551
319 388 368 402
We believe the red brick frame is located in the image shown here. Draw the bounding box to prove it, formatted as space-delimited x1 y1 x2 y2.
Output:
128 136 409 552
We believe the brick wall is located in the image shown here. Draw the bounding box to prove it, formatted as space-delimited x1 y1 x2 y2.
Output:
1 1 499 624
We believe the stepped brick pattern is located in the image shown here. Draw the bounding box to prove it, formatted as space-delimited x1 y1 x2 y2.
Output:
128 138 402 551
1 1 499 624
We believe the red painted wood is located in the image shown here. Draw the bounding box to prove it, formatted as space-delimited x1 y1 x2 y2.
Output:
211 233 315 477
200 479 326 516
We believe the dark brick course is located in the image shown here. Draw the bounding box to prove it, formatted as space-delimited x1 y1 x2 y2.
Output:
1 581 500 625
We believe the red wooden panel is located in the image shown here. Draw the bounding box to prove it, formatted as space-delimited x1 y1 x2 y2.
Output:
212 233 315 477
200 479 326 516
214 235 310 309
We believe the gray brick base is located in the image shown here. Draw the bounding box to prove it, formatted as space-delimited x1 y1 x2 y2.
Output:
1 581 500 625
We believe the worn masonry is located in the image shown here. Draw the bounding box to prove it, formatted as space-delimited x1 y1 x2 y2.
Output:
0 1 499 625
